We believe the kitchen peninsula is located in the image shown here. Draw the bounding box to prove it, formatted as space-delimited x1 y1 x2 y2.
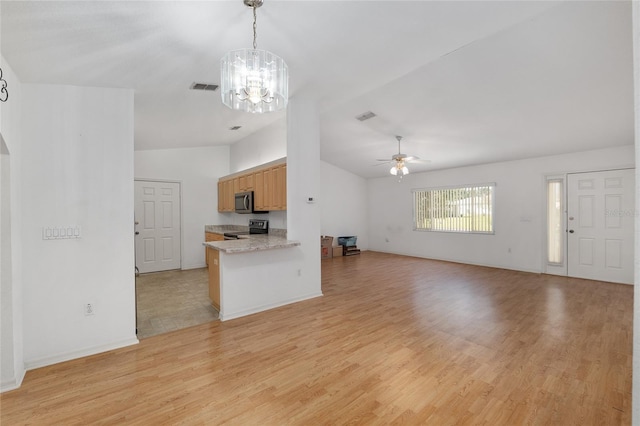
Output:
204 225 307 321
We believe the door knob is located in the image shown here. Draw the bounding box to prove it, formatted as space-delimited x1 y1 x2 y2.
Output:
569 229 574 233
135 231 140 235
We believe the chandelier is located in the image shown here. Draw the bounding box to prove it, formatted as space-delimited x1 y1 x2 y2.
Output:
220 0 288 113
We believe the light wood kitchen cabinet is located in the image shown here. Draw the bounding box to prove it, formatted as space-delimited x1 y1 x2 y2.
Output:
217 181 224 212
274 164 286 210
218 158 286 212
205 232 224 266
256 164 286 211
238 174 254 192
226 179 235 211
254 170 266 210
207 248 220 310
218 179 235 212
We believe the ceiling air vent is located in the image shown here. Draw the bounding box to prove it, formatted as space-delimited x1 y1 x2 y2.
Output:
355 111 377 121
190 82 219 91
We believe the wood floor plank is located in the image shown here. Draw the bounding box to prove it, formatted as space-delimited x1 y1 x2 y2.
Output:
1 251 632 425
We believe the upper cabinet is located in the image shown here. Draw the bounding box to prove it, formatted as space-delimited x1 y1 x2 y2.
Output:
218 159 286 213
217 179 235 212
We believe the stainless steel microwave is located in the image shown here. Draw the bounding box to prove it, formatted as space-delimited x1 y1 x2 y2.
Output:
234 191 254 214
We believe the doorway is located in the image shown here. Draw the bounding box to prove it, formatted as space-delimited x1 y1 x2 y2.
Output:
567 169 634 284
134 179 182 273
546 169 634 284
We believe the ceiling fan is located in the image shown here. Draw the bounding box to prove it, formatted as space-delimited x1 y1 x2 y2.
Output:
375 135 429 177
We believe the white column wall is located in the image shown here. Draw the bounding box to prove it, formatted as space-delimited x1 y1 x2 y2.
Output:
0 57 25 392
287 97 321 291
631 1 639 424
134 146 230 269
20 84 137 369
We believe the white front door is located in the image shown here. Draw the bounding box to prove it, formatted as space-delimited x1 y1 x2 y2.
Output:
134 180 181 274
567 169 634 284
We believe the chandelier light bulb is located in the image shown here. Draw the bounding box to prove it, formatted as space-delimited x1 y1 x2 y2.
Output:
390 166 398 175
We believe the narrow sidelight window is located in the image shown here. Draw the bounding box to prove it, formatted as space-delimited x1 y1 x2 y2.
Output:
547 179 564 265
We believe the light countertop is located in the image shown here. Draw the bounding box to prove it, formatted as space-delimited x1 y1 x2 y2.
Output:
205 225 288 238
205 225 248 234
203 234 300 254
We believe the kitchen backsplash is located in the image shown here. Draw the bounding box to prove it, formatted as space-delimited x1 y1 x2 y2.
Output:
221 210 287 229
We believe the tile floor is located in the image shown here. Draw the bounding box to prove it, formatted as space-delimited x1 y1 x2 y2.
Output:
135 268 219 339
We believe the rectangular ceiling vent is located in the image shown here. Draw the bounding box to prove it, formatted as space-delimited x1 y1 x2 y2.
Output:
190 82 219 91
355 111 377 121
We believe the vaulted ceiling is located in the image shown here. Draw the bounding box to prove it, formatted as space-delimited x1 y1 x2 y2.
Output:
1 1 634 178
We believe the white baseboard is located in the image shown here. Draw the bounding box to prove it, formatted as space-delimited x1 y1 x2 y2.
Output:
24 337 139 371
220 292 323 322
181 262 206 270
371 249 541 275
1 368 26 393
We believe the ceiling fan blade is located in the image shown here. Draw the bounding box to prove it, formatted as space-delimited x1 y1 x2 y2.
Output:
407 158 431 164
373 161 392 166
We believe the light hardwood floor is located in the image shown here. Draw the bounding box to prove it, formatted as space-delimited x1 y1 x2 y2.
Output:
1 252 632 425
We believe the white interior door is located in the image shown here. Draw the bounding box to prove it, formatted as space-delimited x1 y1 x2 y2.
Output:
567 169 634 284
134 180 181 274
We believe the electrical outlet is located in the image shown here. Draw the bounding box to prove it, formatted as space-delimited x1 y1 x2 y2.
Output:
85 303 95 316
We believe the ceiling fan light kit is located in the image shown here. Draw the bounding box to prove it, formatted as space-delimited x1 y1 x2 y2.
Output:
378 135 416 179
390 162 409 176
220 0 288 113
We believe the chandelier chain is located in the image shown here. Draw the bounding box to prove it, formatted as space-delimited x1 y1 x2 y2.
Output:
252 6 258 50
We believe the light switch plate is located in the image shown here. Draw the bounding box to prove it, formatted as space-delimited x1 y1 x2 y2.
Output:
43 226 82 240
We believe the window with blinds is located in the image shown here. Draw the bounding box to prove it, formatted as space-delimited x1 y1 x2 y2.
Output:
413 184 495 233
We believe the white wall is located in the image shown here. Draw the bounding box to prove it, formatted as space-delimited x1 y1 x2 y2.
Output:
286 96 322 296
631 2 639 424
20 84 137 369
134 146 230 269
229 119 286 173
368 145 634 273
320 161 369 250
0 57 25 392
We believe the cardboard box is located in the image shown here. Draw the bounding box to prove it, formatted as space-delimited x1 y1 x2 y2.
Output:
333 246 343 257
321 236 334 258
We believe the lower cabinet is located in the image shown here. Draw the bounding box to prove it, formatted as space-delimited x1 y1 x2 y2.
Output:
207 248 220 310
205 232 224 266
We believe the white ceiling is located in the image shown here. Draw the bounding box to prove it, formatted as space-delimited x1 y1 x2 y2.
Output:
1 1 634 178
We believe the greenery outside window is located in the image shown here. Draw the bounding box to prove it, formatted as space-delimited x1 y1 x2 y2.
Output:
413 183 495 233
